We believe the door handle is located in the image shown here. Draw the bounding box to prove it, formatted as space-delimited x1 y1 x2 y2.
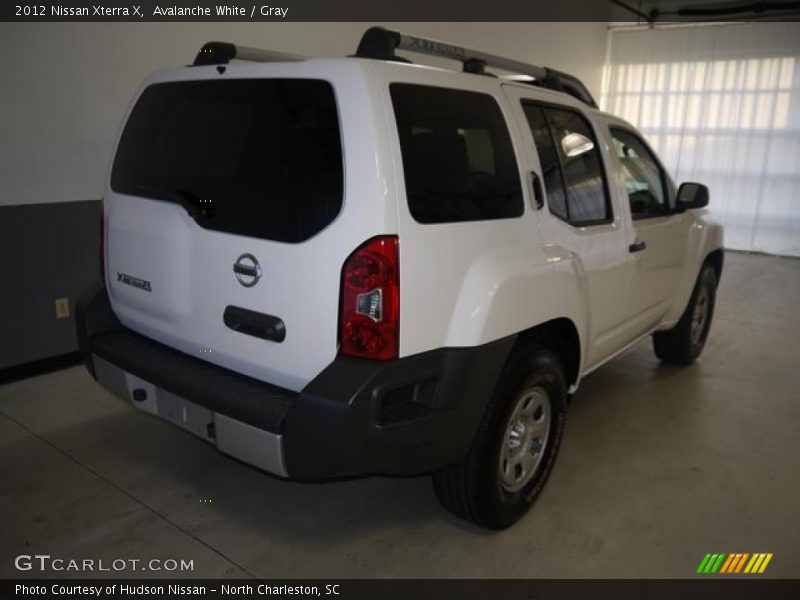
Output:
629 240 647 253
224 305 286 343
530 171 544 210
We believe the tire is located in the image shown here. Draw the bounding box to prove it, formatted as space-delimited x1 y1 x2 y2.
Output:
653 264 718 366
432 344 567 529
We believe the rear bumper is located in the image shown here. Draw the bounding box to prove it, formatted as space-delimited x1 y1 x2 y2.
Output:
76 283 514 479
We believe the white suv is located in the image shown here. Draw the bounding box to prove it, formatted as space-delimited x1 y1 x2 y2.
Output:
77 27 724 529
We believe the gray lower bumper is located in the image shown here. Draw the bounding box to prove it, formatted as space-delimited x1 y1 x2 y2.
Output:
93 354 287 477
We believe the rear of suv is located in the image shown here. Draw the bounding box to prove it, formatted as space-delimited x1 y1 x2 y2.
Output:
78 28 723 529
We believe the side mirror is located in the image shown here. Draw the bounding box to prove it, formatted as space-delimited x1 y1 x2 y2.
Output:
677 182 709 210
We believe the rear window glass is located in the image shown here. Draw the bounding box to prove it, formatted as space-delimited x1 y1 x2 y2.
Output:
111 79 343 243
390 84 523 224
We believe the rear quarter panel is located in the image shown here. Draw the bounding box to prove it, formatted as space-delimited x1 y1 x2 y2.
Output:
377 65 588 364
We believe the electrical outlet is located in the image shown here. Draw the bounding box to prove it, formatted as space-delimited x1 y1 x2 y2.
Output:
54 297 70 319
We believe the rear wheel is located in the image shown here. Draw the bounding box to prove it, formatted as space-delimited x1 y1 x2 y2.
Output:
433 344 567 529
653 264 717 365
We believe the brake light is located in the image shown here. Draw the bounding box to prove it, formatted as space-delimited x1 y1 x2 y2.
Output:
99 210 106 282
340 236 399 360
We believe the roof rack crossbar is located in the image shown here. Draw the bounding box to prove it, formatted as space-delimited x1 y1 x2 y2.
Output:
355 27 597 108
193 41 305 66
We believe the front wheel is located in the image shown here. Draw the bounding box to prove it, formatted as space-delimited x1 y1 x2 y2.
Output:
432 344 567 529
653 264 718 365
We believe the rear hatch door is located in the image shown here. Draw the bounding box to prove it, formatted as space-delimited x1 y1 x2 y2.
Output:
106 76 346 391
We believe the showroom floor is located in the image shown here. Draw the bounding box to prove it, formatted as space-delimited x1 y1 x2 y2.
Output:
1 251 798 579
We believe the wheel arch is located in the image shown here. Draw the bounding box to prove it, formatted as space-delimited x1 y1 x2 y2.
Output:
705 247 724 287
513 317 582 391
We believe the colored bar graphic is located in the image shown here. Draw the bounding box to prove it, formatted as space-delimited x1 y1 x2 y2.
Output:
758 553 773 573
730 553 743 573
719 554 735 573
701 552 774 574
697 554 712 573
710 553 726 573
721 553 739 573
735 553 749 573
744 554 760 573
704 554 719 573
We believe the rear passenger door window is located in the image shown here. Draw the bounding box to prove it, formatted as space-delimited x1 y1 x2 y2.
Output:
522 103 612 225
610 128 670 218
390 84 524 224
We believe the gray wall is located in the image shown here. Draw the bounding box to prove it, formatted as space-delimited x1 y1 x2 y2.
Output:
0 201 101 369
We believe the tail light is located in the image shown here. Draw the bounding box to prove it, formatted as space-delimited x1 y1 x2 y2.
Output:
99 210 106 282
340 236 399 360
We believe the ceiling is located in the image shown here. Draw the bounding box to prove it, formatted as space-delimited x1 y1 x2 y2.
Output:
608 0 800 24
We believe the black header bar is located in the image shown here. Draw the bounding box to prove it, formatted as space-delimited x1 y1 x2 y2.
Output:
5 1 800 23
4 0 614 22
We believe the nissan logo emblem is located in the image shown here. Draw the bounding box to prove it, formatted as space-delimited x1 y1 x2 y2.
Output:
233 253 262 287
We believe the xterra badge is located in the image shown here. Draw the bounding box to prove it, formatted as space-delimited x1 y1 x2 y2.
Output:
117 272 152 292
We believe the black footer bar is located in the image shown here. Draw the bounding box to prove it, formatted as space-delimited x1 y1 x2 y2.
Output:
5 579 800 600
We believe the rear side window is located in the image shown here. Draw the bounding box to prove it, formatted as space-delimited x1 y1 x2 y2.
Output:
390 84 523 224
523 103 611 225
111 79 343 243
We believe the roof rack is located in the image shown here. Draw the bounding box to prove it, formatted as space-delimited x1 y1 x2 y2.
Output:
355 27 598 108
192 41 305 66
